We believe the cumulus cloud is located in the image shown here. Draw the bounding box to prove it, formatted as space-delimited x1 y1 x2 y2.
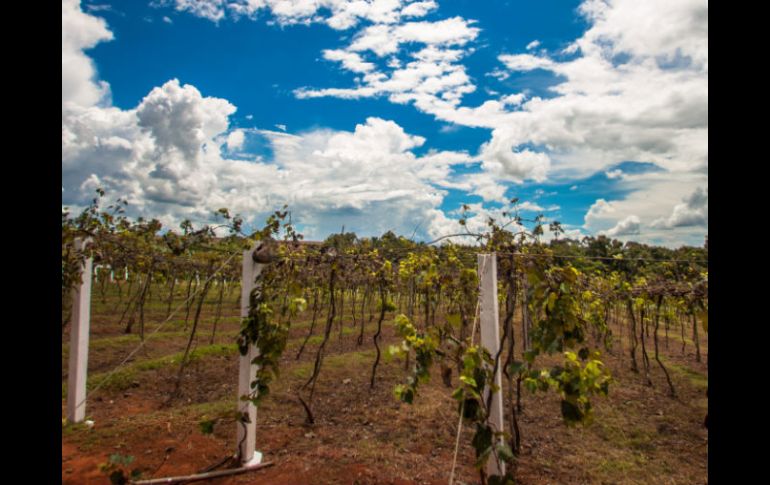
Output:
651 186 708 229
226 129 246 149
64 84 474 238
498 53 555 71
62 0 114 109
479 142 550 184
322 49 375 73
175 0 438 29
136 79 236 161
581 171 707 246
584 198 616 225
67 0 708 247
63 1 490 240
601 215 640 236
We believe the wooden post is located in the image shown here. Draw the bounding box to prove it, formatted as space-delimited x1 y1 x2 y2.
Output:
67 238 92 423
237 246 265 466
478 253 505 477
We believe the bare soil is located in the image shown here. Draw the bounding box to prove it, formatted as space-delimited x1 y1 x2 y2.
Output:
62 286 708 485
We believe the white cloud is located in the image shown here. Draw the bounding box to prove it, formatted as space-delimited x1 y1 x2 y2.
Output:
226 129 246 149
584 198 615 225
62 0 114 109
486 68 509 81
176 1 439 30
479 140 550 183
651 186 707 229
67 0 708 247
136 79 236 161
601 214 640 236
525 39 540 50
61 1 473 240
175 0 227 22
322 49 375 73
498 53 555 71
400 1 437 18
582 170 707 246
64 2 482 239
605 169 623 179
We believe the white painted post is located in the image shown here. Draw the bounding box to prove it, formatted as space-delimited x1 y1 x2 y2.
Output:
478 253 505 477
67 238 93 423
237 246 265 466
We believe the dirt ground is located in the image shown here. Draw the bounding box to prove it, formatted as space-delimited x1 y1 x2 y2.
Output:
62 286 708 485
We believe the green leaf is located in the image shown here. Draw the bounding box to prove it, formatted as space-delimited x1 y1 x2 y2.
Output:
459 375 477 388
496 443 515 462
560 399 583 425
508 360 525 375
471 424 493 456
523 349 537 363
446 313 462 328
199 419 216 435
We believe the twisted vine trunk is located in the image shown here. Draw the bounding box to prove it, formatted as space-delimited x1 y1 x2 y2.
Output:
301 265 337 424
653 296 676 397
337 286 345 343
370 280 387 389
692 313 701 363
209 276 226 344
113 274 124 311
98 267 108 304
297 287 321 359
680 313 687 356
183 276 195 328
639 306 652 386
627 300 639 373
118 275 137 327
166 274 177 318
170 275 213 402
501 255 521 455
357 286 369 346
138 261 155 341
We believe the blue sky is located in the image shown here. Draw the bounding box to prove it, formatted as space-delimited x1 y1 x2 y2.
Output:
63 0 708 247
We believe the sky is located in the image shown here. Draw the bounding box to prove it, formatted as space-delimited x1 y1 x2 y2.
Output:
62 0 708 247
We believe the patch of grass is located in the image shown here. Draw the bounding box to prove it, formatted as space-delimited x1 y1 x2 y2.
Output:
288 349 377 380
661 357 708 389
63 343 241 399
627 428 655 452
302 327 358 346
591 406 655 453
596 457 637 474
188 343 237 362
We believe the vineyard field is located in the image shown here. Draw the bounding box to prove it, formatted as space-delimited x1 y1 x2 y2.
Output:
62 280 708 485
